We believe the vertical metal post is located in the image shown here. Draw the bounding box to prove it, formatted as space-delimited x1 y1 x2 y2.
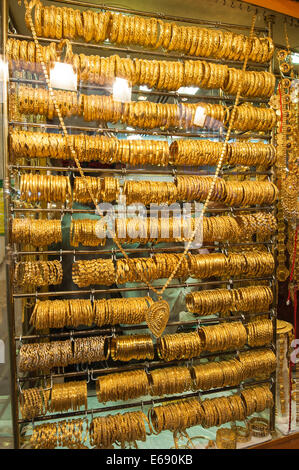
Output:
265 12 277 434
1 0 19 449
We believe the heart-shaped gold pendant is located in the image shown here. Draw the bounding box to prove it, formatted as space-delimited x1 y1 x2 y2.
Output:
145 299 170 338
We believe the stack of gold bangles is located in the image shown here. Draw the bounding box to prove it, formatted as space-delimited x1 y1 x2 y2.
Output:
90 411 148 449
69 212 276 247
233 103 277 131
70 218 107 247
72 258 116 287
30 423 61 449
175 176 225 204
49 381 87 413
186 286 273 315
246 319 274 347
150 384 273 434
29 296 154 329
30 299 94 329
124 178 278 205
124 179 178 205
96 370 150 403
241 384 274 415
72 176 101 204
110 254 167 285
30 419 89 449
150 398 204 433
10 130 276 168
238 349 277 379
19 387 50 420
18 86 77 120
201 391 249 428
188 251 274 279
191 349 276 391
192 359 243 391
110 334 155 361
72 336 109 364
19 340 74 372
29 386 272 448
19 320 274 371
18 173 278 207
17 86 277 132
73 176 120 204
175 177 278 205
14 260 63 287
84 95 224 129
149 366 193 396
10 130 171 165
72 251 275 287
93 296 153 326
11 212 277 248
157 331 203 361
7 38 275 97
21 348 276 414
246 318 274 347
25 1 274 64
222 180 278 206
198 321 247 353
28 294 273 337
12 218 62 247
170 139 276 167
6 38 56 73
20 173 72 203
192 361 224 391
19 336 108 372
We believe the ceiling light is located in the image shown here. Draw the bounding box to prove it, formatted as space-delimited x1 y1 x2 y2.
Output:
50 62 77 91
138 95 147 101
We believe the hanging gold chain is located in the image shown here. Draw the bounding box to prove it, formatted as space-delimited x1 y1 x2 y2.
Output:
21 0 256 299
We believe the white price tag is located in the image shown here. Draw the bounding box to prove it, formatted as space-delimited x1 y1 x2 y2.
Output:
113 77 132 103
50 62 77 91
194 105 206 127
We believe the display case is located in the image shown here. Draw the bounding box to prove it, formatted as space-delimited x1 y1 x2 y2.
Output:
1 0 298 450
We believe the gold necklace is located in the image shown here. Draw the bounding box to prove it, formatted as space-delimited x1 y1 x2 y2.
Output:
275 23 299 292
21 0 257 336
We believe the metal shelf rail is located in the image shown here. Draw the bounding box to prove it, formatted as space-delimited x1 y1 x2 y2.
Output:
3 0 279 449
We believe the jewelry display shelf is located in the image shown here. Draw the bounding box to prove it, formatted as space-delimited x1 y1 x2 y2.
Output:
2 0 280 449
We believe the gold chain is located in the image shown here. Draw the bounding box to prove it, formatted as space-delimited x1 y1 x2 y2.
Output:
21 0 256 299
